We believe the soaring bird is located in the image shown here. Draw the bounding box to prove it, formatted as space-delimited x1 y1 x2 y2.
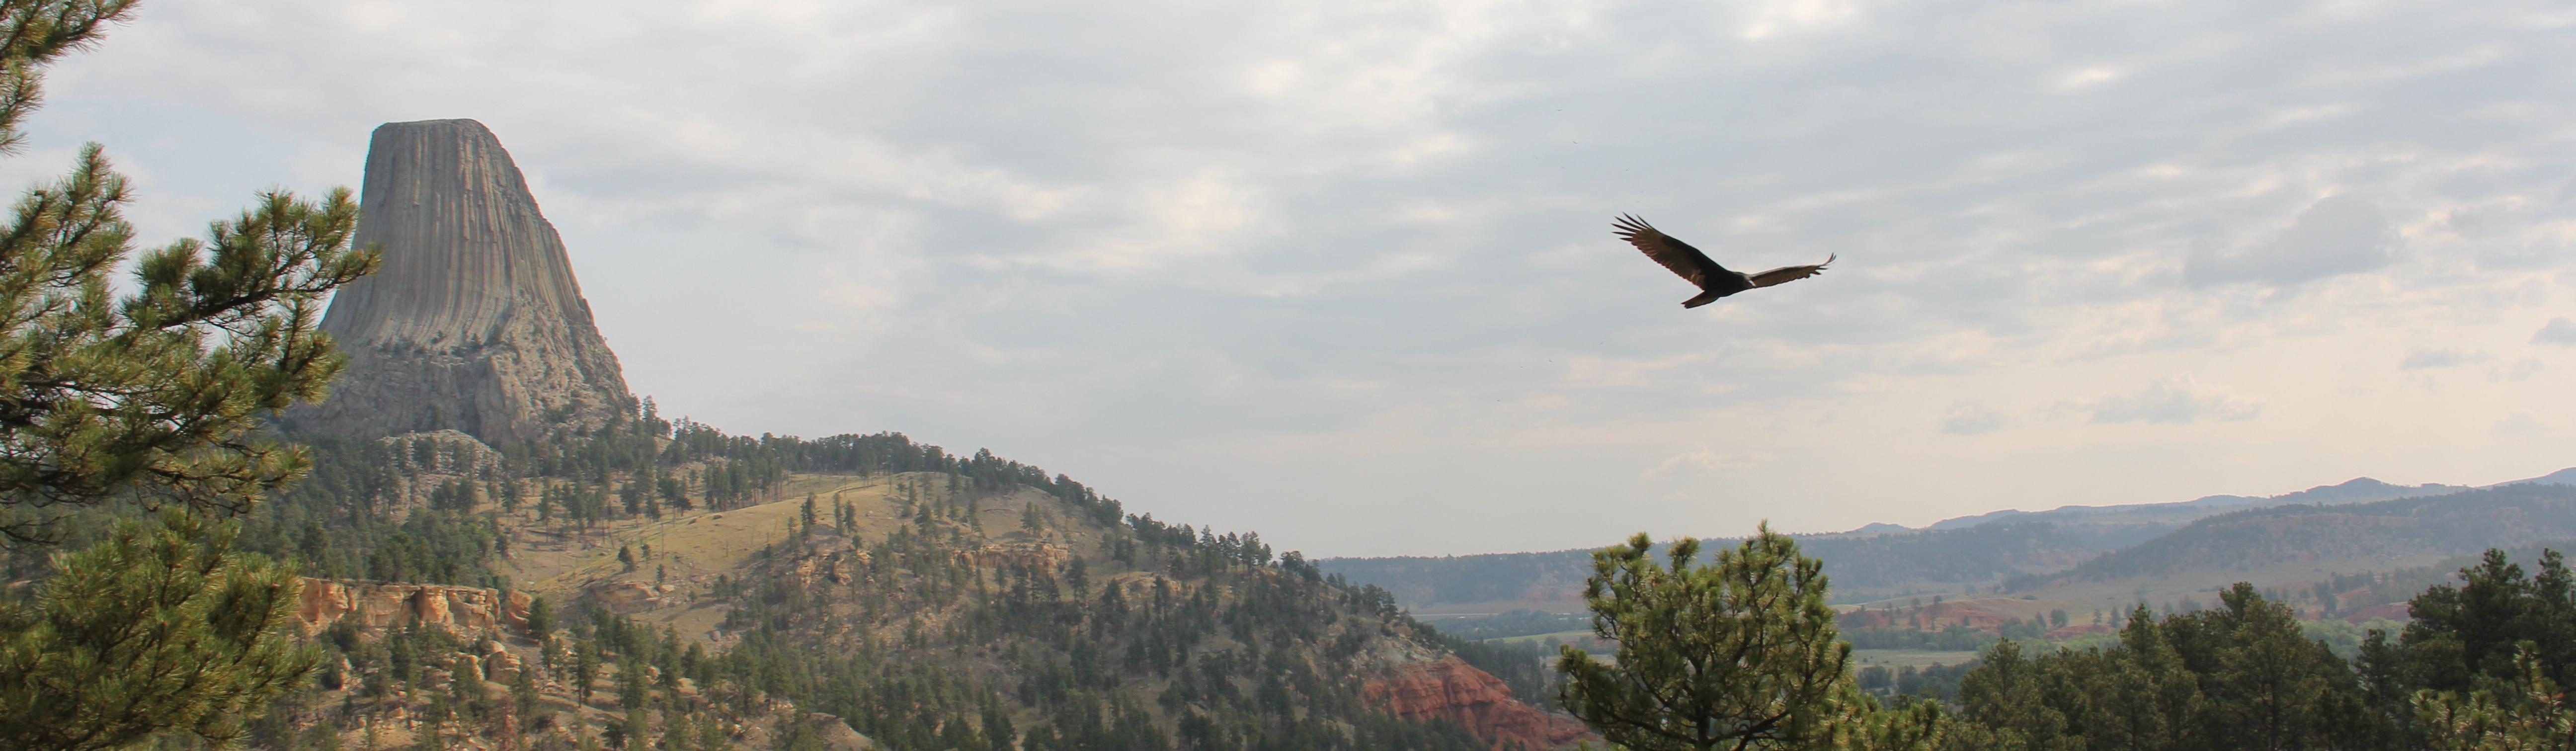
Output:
1613 214 1835 308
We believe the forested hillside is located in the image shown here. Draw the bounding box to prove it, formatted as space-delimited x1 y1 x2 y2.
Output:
163 411 1580 750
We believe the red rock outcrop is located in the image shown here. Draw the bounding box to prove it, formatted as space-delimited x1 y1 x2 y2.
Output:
295 578 530 637
1363 657 1591 750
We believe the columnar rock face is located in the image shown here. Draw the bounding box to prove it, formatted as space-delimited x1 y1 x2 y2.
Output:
293 578 532 637
293 118 633 446
1363 657 1593 749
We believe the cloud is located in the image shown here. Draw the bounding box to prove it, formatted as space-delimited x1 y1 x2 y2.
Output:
2493 414 2545 436
2399 348 2480 369
2492 357 2544 382
23 0 2576 555
2536 318 2576 346
1941 403 2008 435
2185 195 2400 288
1644 447 1775 478
2085 379 2262 425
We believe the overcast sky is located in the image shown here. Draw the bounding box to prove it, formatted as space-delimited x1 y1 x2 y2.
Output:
13 0 2574 556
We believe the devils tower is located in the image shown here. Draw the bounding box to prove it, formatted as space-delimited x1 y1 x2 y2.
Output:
293 119 634 446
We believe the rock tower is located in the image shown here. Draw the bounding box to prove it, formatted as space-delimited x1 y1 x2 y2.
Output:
292 119 634 446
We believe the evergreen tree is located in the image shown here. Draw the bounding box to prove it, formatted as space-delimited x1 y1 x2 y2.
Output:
1951 588 2373 751
575 638 602 704
1556 526 1940 751
1023 502 1047 534
2412 647 2576 751
511 665 543 732
0 511 323 750
528 595 556 638
0 3 379 546
2397 549 2576 693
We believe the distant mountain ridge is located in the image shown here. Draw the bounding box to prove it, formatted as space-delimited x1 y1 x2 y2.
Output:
1920 476 2472 532
1322 466 2576 614
1321 520 2112 610
2004 483 2576 590
1896 466 2576 535
2495 467 2576 488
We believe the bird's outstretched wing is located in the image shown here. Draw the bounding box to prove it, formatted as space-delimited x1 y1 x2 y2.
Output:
1613 214 1733 288
1747 253 1835 288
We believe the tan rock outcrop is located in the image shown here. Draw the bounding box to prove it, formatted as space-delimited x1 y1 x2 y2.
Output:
964 541 1069 570
1363 657 1591 750
589 581 664 614
291 118 633 446
295 578 530 637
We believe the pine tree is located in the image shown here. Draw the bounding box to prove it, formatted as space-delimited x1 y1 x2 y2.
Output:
623 707 649 750
0 510 324 751
2413 647 2576 751
1022 502 1047 534
575 638 601 704
511 664 543 733
527 595 556 638
0 8 379 545
1556 526 1941 751
700 712 731 750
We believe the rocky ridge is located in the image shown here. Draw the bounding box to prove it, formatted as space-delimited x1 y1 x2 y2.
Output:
293 577 531 637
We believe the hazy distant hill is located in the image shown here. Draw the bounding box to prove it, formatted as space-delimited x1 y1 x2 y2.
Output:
2006 483 2576 590
2494 467 2576 487
1325 469 2574 615
1914 468 2574 536
1321 521 2114 611
1921 477 2468 532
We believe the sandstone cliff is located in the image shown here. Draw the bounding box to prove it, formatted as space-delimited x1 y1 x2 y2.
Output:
1363 657 1592 750
294 578 531 638
293 118 633 446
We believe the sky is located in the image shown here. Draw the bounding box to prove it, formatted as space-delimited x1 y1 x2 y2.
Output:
8 0 2574 557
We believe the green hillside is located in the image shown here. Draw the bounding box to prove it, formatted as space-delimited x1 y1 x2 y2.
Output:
20 415 1574 750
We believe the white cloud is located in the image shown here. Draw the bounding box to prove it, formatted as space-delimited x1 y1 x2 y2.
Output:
17 0 2576 555
2494 414 2546 436
2399 348 2481 369
2185 195 2400 287
2084 379 2262 425
2536 317 2576 345
2056 66 2125 90
1645 446 1776 478
1941 403 2008 435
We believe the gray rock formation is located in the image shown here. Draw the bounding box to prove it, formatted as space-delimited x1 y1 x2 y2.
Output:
292 119 633 446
